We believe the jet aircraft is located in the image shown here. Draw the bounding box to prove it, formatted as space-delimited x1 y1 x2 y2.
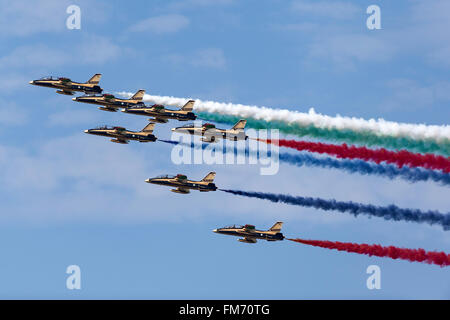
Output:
172 120 248 143
73 90 145 112
84 123 157 144
122 100 196 123
29 74 102 95
145 172 217 194
213 222 284 243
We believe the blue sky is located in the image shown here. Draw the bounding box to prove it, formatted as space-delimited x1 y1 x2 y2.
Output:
0 0 449 299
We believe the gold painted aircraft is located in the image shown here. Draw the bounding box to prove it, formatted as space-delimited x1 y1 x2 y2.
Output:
172 120 248 143
213 222 284 243
84 123 157 144
29 74 103 95
122 100 197 123
145 172 217 194
73 90 146 112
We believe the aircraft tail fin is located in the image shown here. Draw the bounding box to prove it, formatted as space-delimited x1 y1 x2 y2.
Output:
131 89 145 101
201 172 216 183
269 222 283 232
87 74 102 84
142 122 155 133
180 100 195 112
232 119 247 130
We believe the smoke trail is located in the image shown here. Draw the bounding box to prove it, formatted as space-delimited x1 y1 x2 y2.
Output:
220 189 450 230
288 238 450 267
279 153 450 186
260 138 450 172
198 112 450 156
158 140 450 186
116 92 450 155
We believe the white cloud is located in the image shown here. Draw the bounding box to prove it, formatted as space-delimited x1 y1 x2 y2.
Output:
0 45 68 68
380 79 450 112
191 48 226 69
47 109 102 127
0 36 126 71
0 73 30 93
77 35 124 64
291 0 359 19
307 33 395 70
0 0 69 37
128 14 190 34
165 48 226 69
0 100 28 126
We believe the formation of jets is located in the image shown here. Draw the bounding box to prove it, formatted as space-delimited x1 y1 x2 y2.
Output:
30 73 283 244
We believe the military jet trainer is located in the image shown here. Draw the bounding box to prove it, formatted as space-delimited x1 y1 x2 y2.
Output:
84 123 157 144
145 172 217 194
29 74 102 95
73 90 146 112
213 222 284 243
122 100 196 123
172 120 248 143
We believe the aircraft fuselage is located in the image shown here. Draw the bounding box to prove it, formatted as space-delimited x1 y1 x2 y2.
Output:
74 96 144 109
213 228 284 242
172 127 248 142
122 108 196 122
84 129 156 143
29 79 102 94
145 178 217 192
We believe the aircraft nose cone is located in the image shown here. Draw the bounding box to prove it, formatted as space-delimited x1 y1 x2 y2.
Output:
171 128 175 131
84 130 89 133
145 179 151 183
72 98 76 101
29 81 34 84
212 229 218 233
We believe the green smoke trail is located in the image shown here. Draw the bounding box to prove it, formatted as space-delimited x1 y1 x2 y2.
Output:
198 112 450 156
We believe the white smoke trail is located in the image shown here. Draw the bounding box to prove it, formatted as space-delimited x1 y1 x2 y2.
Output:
117 91 450 143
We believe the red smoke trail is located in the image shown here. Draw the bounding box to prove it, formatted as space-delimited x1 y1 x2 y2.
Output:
259 139 450 172
288 238 450 267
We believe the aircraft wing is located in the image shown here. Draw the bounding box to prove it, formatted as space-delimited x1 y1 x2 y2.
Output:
110 138 129 144
171 187 190 194
201 134 218 143
239 237 257 243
